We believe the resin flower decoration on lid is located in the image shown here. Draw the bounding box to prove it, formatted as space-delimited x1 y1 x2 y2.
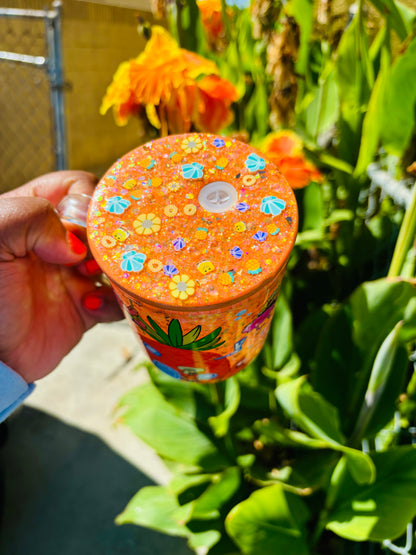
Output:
100 26 239 136
261 130 323 189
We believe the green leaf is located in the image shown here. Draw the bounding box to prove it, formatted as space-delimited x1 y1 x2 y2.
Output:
244 78 269 138
168 319 183 347
271 294 293 370
318 152 353 174
276 377 375 484
148 366 215 421
311 279 416 434
183 325 202 345
192 467 241 520
118 382 229 470
225 483 310 555
188 530 221 551
380 35 416 155
289 0 314 76
169 473 213 497
147 316 171 345
276 377 346 445
369 0 410 41
327 446 416 541
190 327 222 349
208 378 241 437
335 15 373 163
401 296 416 342
116 485 193 536
255 418 329 450
304 66 339 139
354 44 391 176
302 182 324 231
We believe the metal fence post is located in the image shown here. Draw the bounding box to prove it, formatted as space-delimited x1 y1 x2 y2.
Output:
45 0 67 170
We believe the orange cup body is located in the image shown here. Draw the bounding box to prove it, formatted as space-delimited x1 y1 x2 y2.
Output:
87 133 298 382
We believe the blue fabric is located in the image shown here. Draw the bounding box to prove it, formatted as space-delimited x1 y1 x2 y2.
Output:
0 361 35 422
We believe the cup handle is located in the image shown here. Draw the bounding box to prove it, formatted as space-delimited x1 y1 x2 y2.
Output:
56 193 92 228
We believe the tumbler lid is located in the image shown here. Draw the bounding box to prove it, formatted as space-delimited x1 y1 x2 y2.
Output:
87 133 298 308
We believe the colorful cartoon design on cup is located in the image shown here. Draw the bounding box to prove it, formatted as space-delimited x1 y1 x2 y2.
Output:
87 133 298 382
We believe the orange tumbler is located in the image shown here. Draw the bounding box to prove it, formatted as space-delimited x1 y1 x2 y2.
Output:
87 133 298 382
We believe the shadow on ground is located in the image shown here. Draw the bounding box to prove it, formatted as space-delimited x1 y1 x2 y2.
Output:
0 407 193 555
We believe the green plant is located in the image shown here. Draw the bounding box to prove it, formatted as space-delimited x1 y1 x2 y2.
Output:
110 0 416 553
115 277 416 554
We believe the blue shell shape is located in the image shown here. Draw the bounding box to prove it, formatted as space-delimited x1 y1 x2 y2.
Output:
213 138 225 148
181 163 204 179
235 202 250 213
105 196 131 215
230 246 243 259
163 264 179 277
173 238 186 251
253 231 268 242
245 153 265 172
260 196 286 216
120 250 146 272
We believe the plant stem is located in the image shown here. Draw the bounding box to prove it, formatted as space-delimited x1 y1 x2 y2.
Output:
388 182 416 278
311 456 347 547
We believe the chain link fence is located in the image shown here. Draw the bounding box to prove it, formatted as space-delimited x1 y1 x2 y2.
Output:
0 2 66 193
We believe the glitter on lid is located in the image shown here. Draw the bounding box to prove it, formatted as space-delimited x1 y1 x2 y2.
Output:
87 133 298 308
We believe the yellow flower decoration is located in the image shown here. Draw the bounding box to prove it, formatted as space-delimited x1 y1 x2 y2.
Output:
181 136 203 154
164 204 178 217
133 213 161 235
169 182 181 192
184 203 197 215
243 175 257 186
169 274 196 300
148 259 163 272
101 235 116 248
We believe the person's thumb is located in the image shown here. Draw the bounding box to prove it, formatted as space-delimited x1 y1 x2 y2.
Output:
0 197 87 264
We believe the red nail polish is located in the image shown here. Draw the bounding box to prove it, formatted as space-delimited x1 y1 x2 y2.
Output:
67 231 87 255
84 259 101 275
83 294 103 310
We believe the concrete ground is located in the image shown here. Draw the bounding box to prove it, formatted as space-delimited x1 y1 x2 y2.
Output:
0 321 193 555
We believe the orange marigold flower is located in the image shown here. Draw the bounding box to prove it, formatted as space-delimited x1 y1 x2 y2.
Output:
100 61 139 125
262 130 303 157
197 0 226 43
196 75 239 134
276 156 323 189
261 130 322 189
100 26 237 135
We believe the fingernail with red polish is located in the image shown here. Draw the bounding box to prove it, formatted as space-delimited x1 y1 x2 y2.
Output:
83 293 104 310
67 231 87 255
84 259 101 275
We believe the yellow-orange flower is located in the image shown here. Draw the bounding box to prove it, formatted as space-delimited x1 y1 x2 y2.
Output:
261 131 322 189
100 26 238 135
99 61 139 125
197 0 228 47
196 75 239 134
